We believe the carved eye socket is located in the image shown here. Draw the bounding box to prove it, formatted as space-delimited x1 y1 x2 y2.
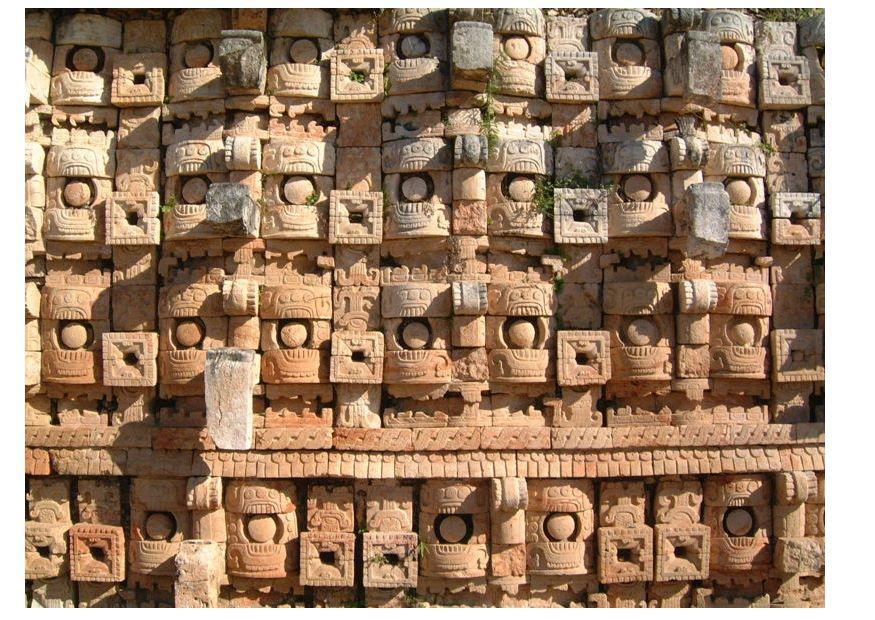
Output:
181 177 209 204
279 320 309 349
503 35 530 61
399 319 430 350
282 175 316 204
727 318 757 346
245 515 279 543
174 318 205 348
724 178 752 205
59 321 92 350
435 514 472 544
66 45 103 72
613 40 644 66
620 174 653 202
184 42 212 69
288 38 319 64
505 318 537 349
721 44 741 70
144 512 177 541
398 34 429 59
723 507 756 537
544 512 579 542
62 179 93 208
623 318 659 347
400 173 432 202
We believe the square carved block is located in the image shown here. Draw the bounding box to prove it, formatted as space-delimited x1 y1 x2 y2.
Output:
362 531 418 588
111 52 167 107
330 331 384 384
654 524 710 582
329 190 383 244
772 329 825 382
331 49 384 102
69 523 126 582
597 526 654 584
545 51 600 103
554 187 609 244
759 55 811 109
557 330 611 386
105 191 161 245
299 531 356 587
25 521 68 580
102 332 158 386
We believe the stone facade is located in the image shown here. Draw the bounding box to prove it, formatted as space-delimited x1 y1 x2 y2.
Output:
24 8 825 608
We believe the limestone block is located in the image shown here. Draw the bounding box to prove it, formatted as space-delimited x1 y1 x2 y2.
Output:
204 348 259 449
217 30 266 93
174 540 223 608
204 183 261 237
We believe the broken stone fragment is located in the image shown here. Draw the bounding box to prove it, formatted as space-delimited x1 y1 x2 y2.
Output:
174 540 223 608
661 8 705 34
217 29 266 93
682 31 722 104
204 348 259 450
679 182 730 258
451 21 494 90
454 134 489 168
774 537 824 575
204 182 261 238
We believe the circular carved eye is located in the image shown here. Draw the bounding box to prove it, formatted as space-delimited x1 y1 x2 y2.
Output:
626 318 659 347
728 319 756 346
723 507 755 537
503 35 530 60
72 47 99 72
145 512 176 541
507 318 537 349
437 515 468 544
246 515 278 543
401 320 430 350
721 44 740 70
615 41 644 66
724 178 752 205
399 34 429 59
401 175 429 202
175 319 205 348
60 322 90 349
289 38 319 64
622 174 652 202
280 321 308 349
184 43 212 69
544 512 577 541
507 176 536 202
181 177 209 204
283 176 316 204
63 180 93 208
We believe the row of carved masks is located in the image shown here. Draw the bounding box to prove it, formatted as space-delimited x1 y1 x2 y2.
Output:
26 474 784 593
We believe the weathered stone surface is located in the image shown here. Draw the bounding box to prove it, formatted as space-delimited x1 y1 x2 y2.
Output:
679 182 731 258
218 30 267 93
175 540 223 607
204 182 261 237
204 348 258 450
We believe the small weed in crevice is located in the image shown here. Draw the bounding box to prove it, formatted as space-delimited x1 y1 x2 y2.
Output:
159 195 176 214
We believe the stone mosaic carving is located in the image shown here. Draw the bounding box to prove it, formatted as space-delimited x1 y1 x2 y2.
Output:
24 7 825 608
